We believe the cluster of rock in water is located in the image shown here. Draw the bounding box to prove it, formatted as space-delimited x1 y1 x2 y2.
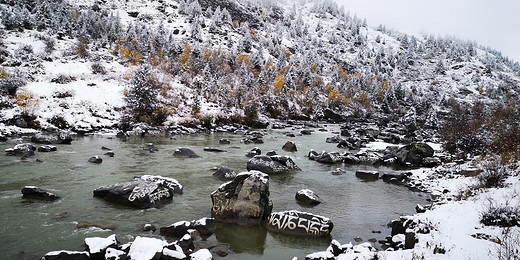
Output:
2 120 454 259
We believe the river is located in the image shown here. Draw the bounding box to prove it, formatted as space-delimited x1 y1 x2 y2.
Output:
0 124 428 259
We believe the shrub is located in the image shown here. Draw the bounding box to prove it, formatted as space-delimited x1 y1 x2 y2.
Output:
16 90 39 116
478 158 510 188
0 69 25 96
48 115 69 129
91 62 106 75
481 198 519 228
52 89 74 99
496 228 520 260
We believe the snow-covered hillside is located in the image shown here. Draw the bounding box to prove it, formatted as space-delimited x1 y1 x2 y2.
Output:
1 0 519 134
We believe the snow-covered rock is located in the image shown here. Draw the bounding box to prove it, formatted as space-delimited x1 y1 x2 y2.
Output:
266 210 333 237
295 189 322 205
127 236 167 260
190 249 212 260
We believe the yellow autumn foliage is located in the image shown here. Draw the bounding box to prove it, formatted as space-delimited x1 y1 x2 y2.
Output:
16 90 39 115
273 74 284 94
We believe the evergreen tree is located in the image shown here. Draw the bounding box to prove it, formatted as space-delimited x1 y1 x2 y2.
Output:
125 64 161 124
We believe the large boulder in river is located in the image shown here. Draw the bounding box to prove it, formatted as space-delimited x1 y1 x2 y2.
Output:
265 210 333 237
21 186 60 201
211 171 273 225
247 155 301 174
173 147 200 158
5 143 36 157
31 132 73 144
396 143 434 166
355 170 379 181
93 175 183 209
310 151 344 164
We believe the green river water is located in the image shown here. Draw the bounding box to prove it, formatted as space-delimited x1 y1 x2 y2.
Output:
0 125 428 259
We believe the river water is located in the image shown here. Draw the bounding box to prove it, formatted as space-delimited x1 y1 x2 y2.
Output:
0 125 428 259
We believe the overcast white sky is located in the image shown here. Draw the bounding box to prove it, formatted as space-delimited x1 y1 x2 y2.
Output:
332 0 520 63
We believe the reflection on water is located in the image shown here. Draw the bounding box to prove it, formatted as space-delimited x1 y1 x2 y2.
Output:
215 224 267 255
0 125 429 259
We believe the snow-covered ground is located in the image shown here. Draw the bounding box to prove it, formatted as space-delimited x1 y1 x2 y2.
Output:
306 151 520 259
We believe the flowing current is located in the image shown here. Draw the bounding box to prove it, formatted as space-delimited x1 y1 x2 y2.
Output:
0 125 428 259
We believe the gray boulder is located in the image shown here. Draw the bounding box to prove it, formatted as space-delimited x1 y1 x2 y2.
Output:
93 175 183 209
173 147 200 158
38 145 57 152
5 143 36 157
282 141 297 152
31 132 73 144
295 189 322 206
41 251 90 260
160 218 216 239
266 210 333 237
88 155 103 164
331 168 347 175
21 186 60 201
245 147 261 158
212 166 236 181
381 172 410 183
143 143 159 153
247 155 301 174
355 170 379 181
219 138 231 144
211 171 273 225
204 147 226 153
422 157 441 167
396 143 434 166
315 152 344 164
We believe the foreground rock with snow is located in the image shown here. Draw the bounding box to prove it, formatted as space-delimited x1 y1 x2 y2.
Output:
93 175 183 209
41 234 213 260
211 171 273 225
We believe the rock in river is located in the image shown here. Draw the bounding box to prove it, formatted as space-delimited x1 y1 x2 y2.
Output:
5 143 36 157
88 155 103 164
212 166 236 181
31 132 73 144
211 171 273 225
245 147 261 158
173 147 200 158
21 186 60 201
160 218 217 238
247 155 301 174
282 141 297 152
41 251 90 260
93 175 183 209
355 170 379 181
143 143 159 153
266 210 333 237
38 145 57 152
295 189 322 206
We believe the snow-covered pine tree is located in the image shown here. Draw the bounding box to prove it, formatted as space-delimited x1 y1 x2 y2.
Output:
125 64 161 124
